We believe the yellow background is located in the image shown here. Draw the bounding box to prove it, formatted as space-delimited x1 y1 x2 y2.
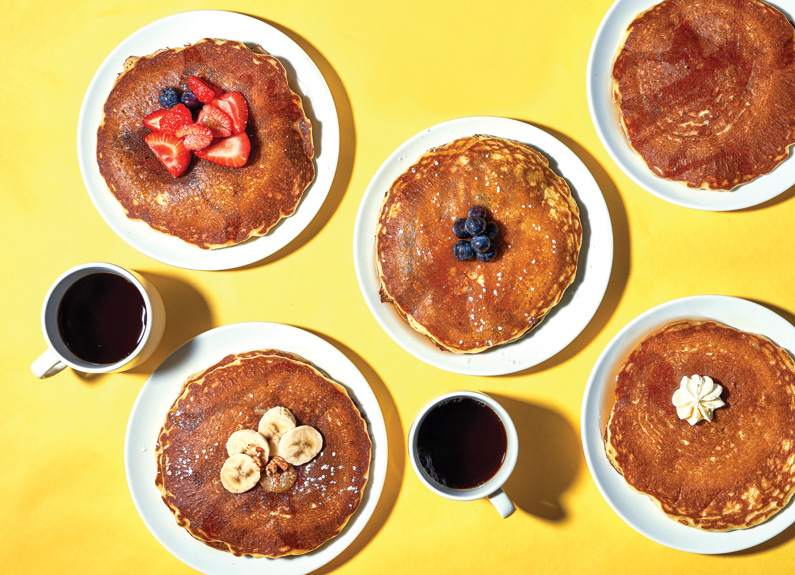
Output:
3 0 795 573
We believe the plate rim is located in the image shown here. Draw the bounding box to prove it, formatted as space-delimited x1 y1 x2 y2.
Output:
581 294 795 553
77 10 339 270
353 115 613 376
586 0 795 211
123 321 388 574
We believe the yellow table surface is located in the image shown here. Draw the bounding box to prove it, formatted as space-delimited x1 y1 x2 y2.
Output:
4 0 795 573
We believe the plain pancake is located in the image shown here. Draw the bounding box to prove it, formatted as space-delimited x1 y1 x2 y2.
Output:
154 350 372 557
376 135 582 353
612 0 795 190
605 320 795 530
97 39 315 249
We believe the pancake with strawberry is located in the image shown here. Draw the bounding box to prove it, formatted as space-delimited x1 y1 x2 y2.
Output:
96 39 315 249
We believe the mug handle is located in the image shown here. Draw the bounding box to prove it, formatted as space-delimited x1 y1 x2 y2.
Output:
31 348 67 378
487 487 516 518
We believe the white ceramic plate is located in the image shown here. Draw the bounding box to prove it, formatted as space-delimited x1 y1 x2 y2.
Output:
353 116 613 376
582 295 795 553
124 322 387 574
77 11 339 270
587 0 795 211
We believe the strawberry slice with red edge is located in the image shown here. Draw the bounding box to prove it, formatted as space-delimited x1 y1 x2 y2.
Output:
145 132 192 177
211 91 248 134
188 75 223 104
194 132 251 168
143 109 169 132
197 104 233 138
175 123 213 151
159 104 193 135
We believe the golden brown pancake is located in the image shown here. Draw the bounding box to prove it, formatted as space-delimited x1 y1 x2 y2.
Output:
612 0 795 190
376 135 582 353
605 320 795 530
97 39 315 249
154 350 372 557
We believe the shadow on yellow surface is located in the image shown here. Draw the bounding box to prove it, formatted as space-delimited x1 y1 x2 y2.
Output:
491 393 580 521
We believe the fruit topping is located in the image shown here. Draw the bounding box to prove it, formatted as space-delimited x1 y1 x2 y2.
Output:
145 132 191 178
465 216 486 236
158 87 180 109
174 123 213 151
453 218 469 239
468 205 487 219
258 407 297 455
476 245 497 262
143 109 169 132
220 453 261 493
453 240 475 261
278 426 324 466
194 132 251 167
197 104 233 138
485 221 499 239
471 235 491 254
180 90 202 110
159 103 193 135
212 91 249 135
226 429 270 462
188 75 223 104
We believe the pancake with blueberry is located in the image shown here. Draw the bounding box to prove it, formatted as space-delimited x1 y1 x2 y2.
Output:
375 135 582 354
96 38 314 249
612 0 795 190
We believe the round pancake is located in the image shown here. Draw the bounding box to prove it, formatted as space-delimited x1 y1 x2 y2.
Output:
612 0 795 190
97 39 315 249
154 350 372 557
376 135 581 354
605 320 795 530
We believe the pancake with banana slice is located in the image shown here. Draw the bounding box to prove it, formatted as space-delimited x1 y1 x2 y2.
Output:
155 350 371 557
376 135 582 353
97 39 314 249
612 0 795 190
605 320 795 530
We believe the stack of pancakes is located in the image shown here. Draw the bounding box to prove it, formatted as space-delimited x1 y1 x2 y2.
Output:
605 320 795 530
376 135 582 353
97 39 315 249
155 350 372 557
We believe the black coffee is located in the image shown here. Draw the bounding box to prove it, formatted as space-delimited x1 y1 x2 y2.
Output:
57 272 146 365
416 397 507 489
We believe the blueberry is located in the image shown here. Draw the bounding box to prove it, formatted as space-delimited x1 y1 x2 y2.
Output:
468 205 487 219
485 221 498 239
476 244 497 262
453 240 474 261
452 218 469 239
465 216 486 236
471 235 491 254
159 87 180 109
180 90 201 109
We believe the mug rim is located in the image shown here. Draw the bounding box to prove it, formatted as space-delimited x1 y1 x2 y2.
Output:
407 390 519 501
40 262 154 373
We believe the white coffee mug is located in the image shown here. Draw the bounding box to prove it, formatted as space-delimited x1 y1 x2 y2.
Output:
31 262 165 378
408 390 519 518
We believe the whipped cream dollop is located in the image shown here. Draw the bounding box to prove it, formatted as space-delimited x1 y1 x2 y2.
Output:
672 375 725 425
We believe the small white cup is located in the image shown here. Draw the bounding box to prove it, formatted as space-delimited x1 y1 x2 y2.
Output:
31 262 165 378
408 391 519 518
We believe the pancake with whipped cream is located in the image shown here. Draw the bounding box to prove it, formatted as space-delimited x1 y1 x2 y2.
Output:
605 320 795 530
612 0 795 190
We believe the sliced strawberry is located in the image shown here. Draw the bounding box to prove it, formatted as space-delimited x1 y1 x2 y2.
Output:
159 103 193 135
188 75 223 104
145 132 192 177
197 104 233 138
194 132 250 168
175 123 213 151
143 109 169 132
211 91 248 134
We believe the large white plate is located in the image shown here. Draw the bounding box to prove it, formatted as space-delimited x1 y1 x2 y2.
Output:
587 0 795 211
77 11 339 270
582 295 795 553
353 116 613 376
124 322 387 574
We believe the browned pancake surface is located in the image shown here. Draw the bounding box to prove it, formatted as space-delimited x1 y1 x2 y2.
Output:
606 321 795 530
97 39 314 249
376 136 581 353
613 0 795 190
155 350 371 557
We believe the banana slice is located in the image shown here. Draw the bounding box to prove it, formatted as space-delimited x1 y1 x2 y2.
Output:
277 425 323 466
226 429 269 462
258 407 296 454
220 453 261 493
